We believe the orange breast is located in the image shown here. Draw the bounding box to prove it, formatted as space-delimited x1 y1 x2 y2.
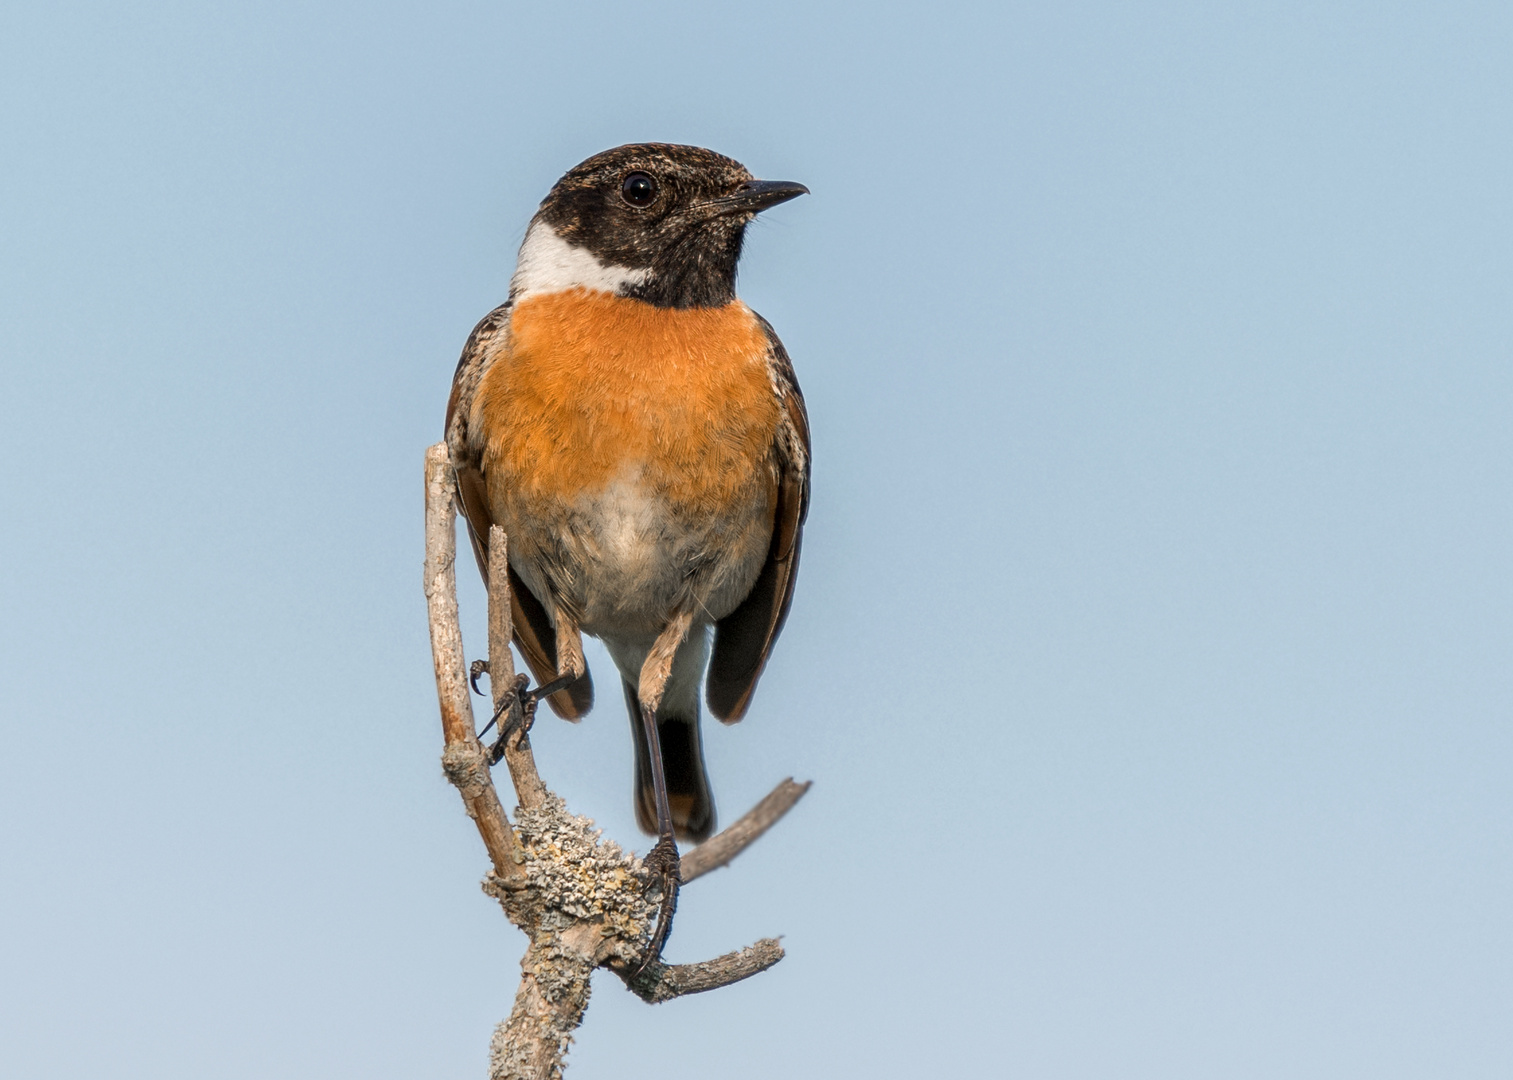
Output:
476 290 780 513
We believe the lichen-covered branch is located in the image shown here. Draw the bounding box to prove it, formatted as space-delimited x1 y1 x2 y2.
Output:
423 443 808 1079
480 795 652 1080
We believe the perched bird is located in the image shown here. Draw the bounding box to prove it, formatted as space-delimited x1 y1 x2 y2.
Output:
445 143 810 958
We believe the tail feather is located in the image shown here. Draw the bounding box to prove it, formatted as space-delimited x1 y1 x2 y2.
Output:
622 680 716 843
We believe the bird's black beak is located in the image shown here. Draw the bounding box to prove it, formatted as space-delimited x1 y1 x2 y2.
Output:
719 179 810 215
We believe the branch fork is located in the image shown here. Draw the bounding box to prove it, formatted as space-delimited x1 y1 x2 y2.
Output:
423 444 809 1079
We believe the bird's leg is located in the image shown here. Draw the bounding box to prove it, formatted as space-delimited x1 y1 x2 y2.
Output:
632 611 694 975
482 611 588 762
553 610 587 689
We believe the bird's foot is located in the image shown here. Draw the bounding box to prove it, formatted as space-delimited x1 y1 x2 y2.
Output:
468 659 489 696
633 834 681 976
485 674 540 764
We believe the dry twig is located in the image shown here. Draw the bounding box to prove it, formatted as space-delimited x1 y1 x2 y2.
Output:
423 444 809 1080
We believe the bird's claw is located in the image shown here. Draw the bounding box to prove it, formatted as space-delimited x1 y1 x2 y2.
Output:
632 835 681 977
485 674 541 764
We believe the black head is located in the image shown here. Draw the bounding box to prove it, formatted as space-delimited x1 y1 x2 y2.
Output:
525 143 808 309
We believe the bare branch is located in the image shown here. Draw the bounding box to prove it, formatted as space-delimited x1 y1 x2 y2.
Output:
680 779 812 884
424 444 524 885
423 443 475 749
617 939 786 1004
487 525 547 811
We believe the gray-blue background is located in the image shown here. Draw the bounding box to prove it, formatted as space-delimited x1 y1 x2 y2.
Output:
3 2 1509 1076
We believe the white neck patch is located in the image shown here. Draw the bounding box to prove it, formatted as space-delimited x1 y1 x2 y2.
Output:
508 221 650 301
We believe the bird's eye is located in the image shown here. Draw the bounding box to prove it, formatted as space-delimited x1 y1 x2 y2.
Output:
621 172 657 207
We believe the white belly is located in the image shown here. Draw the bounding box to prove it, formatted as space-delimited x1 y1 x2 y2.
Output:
504 467 774 642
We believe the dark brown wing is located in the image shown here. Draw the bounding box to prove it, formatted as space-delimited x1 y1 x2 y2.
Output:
446 303 593 719
706 315 811 723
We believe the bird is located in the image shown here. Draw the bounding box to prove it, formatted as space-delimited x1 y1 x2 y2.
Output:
444 143 810 962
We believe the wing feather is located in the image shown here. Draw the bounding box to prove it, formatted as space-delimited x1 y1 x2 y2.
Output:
446 302 593 719
705 315 810 722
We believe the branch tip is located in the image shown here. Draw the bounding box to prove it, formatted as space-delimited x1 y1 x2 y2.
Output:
680 777 812 884
620 938 787 1004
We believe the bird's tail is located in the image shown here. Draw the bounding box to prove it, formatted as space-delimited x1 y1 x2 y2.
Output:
622 680 716 843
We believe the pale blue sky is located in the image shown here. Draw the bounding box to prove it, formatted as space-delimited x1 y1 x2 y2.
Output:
3 2 1511 1077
